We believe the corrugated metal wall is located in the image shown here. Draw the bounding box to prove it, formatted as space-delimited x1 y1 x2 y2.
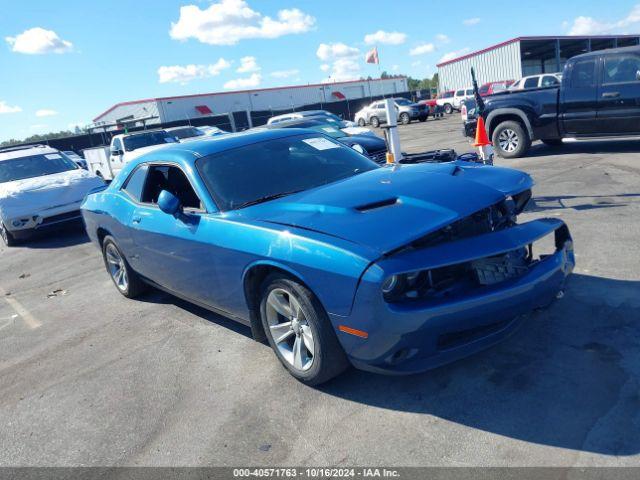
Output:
438 41 522 92
95 78 408 126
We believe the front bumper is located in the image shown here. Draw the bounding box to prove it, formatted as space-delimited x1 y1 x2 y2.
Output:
5 201 84 239
332 218 574 374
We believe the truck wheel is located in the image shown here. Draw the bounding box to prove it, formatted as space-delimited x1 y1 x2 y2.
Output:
399 113 410 125
370 116 380 128
542 138 563 147
260 273 349 386
444 103 453 115
357 118 366 127
0 223 17 247
492 121 531 159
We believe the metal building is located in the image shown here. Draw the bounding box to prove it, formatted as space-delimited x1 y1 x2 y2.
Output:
92 77 408 129
437 35 640 92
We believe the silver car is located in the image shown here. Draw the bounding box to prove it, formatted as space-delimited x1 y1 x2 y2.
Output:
354 98 428 127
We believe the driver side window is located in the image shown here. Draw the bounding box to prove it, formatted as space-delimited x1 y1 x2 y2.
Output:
141 165 204 211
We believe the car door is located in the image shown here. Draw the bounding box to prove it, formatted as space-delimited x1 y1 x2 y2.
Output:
560 56 600 135
373 102 387 122
128 163 220 304
597 52 640 134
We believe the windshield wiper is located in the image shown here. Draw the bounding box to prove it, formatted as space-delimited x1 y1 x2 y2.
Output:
235 189 305 209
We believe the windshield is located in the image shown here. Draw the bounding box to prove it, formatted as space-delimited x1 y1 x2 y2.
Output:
394 98 413 106
170 127 204 139
123 132 177 151
0 153 78 183
196 133 378 211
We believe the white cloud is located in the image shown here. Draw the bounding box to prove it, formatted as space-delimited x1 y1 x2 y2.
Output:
224 73 262 89
237 56 260 73
439 48 470 63
157 58 231 84
436 33 450 44
170 0 315 46
316 42 361 82
0 101 22 114
316 42 359 61
409 43 435 56
5 27 73 54
391 64 399 71
411 60 422 68
567 4 640 35
364 30 407 45
270 69 300 78
35 109 58 117
463 18 481 26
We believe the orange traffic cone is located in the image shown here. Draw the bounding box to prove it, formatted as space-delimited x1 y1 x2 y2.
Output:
473 116 491 147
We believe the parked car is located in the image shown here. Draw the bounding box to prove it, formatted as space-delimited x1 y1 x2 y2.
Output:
452 87 475 111
266 118 388 163
81 129 574 385
165 126 206 142
62 150 87 170
354 98 428 127
436 90 455 114
463 46 640 158
478 80 515 96
0 145 105 246
84 130 178 181
419 97 444 118
268 110 374 136
198 126 229 137
509 74 561 90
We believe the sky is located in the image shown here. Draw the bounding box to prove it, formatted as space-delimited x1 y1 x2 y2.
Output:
1 0 639 142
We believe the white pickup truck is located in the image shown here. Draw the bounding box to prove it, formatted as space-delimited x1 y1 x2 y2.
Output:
83 130 178 181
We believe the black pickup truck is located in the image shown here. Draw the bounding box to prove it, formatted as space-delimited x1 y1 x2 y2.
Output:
463 46 640 158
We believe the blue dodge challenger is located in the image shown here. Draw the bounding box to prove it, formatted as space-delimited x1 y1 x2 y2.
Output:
81 129 574 385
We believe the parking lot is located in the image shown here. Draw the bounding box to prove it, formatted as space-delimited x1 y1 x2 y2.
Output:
1 115 639 467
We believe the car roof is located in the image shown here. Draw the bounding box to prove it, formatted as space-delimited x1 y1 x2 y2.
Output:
573 45 640 60
0 144 59 162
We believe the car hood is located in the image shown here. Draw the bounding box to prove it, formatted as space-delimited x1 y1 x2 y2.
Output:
0 168 104 219
236 162 533 255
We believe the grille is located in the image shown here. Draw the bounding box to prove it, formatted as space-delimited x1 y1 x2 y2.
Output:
368 149 388 164
39 210 82 227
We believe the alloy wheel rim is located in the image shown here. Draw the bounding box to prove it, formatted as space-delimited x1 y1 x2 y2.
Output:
105 244 128 291
498 129 519 152
265 288 314 372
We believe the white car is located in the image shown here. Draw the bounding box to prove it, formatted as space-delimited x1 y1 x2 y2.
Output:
165 126 206 142
510 74 562 90
198 125 230 137
269 110 375 136
0 145 104 246
452 87 475 111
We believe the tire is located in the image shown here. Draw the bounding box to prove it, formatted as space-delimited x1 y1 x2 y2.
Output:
542 138 563 146
444 103 453 115
370 116 380 128
492 120 531 159
419 116 427 122
0 223 17 247
102 235 147 298
399 112 410 125
259 273 349 386
357 118 366 127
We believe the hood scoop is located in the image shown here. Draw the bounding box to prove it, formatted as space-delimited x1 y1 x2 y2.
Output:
355 197 399 212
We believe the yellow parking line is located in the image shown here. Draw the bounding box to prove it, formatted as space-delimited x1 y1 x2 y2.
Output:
0 286 41 330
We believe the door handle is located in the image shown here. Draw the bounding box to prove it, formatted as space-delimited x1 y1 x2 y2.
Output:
602 92 620 98
132 216 142 224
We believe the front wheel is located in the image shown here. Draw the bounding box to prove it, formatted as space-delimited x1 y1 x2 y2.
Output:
492 120 531 159
260 274 349 386
370 116 380 128
399 112 410 125
0 223 17 247
444 103 453 115
102 235 147 298
357 118 366 127
419 116 427 122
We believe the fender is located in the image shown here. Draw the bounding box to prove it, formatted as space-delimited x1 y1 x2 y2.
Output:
486 108 534 140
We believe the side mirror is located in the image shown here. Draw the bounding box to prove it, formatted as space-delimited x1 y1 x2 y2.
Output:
158 190 181 215
111 148 123 156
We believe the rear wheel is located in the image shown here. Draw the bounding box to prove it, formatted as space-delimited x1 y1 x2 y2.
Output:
542 138 563 146
492 120 531 159
260 273 349 386
444 103 453 115
370 116 380 128
419 115 427 122
399 112 410 125
357 118 366 127
102 235 147 298
0 223 17 247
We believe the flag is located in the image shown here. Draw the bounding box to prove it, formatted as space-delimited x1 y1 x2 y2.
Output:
365 47 379 65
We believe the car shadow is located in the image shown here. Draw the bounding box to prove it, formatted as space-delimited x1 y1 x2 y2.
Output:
528 193 640 213
20 223 90 249
528 138 640 157
320 273 640 456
